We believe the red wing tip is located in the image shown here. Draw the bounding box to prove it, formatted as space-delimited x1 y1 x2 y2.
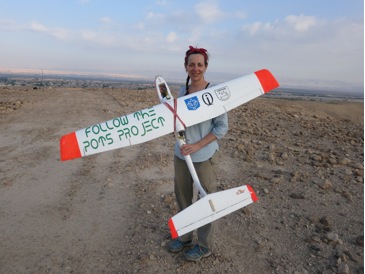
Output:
246 185 258 202
168 218 178 239
254 69 280 93
60 132 82 161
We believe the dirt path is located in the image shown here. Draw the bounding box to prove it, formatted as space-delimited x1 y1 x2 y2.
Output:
0 87 363 274
0 88 140 273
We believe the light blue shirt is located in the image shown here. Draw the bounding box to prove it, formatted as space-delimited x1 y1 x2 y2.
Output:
174 86 228 162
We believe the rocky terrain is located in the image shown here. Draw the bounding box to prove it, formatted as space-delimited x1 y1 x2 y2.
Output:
0 86 363 274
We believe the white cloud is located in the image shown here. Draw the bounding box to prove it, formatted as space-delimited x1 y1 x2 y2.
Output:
240 15 321 41
166 32 178 43
194 1 226 23
0 19 17 30
1 5 362 91
99 17 112 24
235 11 246 20
81 29 118 47
81 30 97 41
27 21 71 40
285 14 317 32
187 27 203 43
146 12 166 22
133 22 145 30
242 21 273 35
155 0 169 6
51 28 71 40
28 22 47 32
230 15 364 89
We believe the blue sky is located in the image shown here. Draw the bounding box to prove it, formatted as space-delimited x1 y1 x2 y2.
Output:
0 0 363 91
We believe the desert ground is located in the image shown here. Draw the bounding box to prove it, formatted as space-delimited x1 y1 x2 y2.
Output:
0 85 363 274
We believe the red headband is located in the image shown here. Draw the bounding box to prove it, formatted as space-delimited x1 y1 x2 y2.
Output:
185 46 208 64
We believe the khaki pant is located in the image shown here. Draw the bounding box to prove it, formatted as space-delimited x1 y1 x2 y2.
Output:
173 154 218 250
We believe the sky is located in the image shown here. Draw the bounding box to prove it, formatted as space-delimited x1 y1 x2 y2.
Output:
0 0 363 91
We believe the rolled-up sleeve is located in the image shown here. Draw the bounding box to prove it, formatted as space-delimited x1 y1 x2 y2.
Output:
212 113 228 139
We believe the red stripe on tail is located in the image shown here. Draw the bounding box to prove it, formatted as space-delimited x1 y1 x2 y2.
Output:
168 218 178 239
247 185 258 202
254 69 279 93
60 132 82 161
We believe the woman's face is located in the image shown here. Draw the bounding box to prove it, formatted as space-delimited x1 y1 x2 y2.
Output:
185 54 207 82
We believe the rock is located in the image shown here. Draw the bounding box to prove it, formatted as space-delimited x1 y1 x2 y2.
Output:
269 144 276 151
280 152 289 160
341 191 353 203
236 144 245 152
276 160 284 165
163 196 174 204
352 163 364 169
246 146 255 155
317 180 333 190
355 235 364 246
337 263 350 274
354 169 363 176
311 235 322 243
232 150 239 158
255 172 270 180
311 154 322 161
14 100 22 108
326 232 339 242
271 177 281 184
289 193 305 199
320 216 333 228
137 253 148 261
343 168 353 175
291 171 299 177
338 158 351 165
328 158 337 164
344 250 362 263
293 270 309 274
266 152 275 162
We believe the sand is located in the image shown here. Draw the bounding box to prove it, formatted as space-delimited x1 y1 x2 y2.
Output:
0 86 363 273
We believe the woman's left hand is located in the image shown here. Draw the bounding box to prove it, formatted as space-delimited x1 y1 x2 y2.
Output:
180 143 201 156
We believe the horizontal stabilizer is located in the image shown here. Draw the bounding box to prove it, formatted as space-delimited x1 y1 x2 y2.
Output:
168 185 258 239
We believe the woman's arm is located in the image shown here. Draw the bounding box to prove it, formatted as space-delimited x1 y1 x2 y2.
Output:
180 132 217 156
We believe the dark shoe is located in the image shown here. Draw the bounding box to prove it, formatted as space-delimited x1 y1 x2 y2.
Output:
168 239 193 253
184 244 212 261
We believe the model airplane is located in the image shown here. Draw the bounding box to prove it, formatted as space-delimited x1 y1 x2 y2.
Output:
60 69 279 238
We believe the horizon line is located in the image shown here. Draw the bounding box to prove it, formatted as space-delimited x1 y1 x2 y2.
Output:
0 67 147 80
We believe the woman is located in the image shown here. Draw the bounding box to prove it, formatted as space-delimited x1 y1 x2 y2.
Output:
168 46 228 261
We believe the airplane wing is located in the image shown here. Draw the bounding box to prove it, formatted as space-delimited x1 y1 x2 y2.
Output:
60 69 279 161
60 102 176 161
166 69 278 128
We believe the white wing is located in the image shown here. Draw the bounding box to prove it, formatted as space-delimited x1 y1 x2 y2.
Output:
60 69 279 161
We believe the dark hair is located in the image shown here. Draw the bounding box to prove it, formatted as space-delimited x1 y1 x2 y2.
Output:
184 46 209 94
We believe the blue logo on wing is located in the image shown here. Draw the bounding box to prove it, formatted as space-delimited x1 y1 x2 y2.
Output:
184 96 200 111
